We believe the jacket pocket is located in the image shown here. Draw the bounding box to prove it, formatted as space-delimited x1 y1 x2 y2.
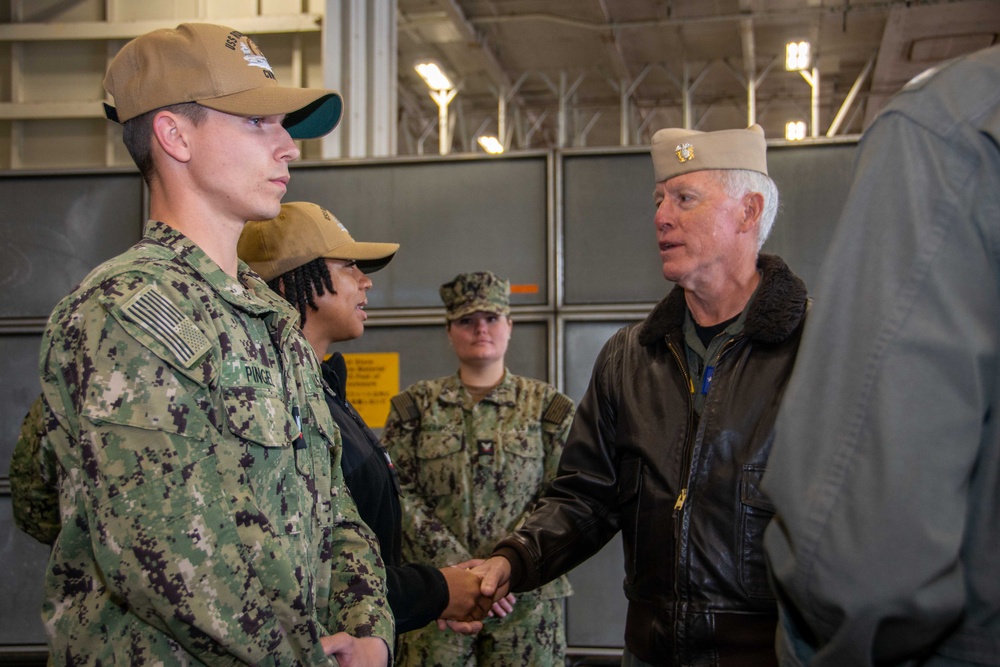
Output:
222 386 306 534
739 464 776 599
101 454 282 645
499 426 545 498
415 428 464 499
223 386 298 448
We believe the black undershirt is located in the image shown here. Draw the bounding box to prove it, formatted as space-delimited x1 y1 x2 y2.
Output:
693 313 740 348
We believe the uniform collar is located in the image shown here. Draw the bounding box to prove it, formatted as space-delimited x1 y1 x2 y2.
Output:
144 219 299 322
437 369 517 406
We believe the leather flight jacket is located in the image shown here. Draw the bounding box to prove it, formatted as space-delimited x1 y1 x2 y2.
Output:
496 254 808 666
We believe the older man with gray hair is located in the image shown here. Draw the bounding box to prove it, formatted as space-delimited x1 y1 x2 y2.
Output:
474 124 808 666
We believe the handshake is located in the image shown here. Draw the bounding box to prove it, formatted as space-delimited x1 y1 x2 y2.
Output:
436 556 515 635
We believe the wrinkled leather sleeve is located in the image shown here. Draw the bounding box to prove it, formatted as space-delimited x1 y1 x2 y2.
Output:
496 330 625 592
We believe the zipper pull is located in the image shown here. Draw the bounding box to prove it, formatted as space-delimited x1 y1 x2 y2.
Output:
674 488 688 511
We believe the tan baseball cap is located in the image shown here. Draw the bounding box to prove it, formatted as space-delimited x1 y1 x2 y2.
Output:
103 23 343 140
439 272 511 322
238 202 399 281
650 124 768 182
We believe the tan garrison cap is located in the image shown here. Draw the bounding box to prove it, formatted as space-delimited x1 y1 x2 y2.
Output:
440 272 510 322
650 124 768 182
103 23 343 139
239 202 399 281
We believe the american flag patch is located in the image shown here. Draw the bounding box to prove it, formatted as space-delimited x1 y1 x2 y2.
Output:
122 285 211 368
542 393 573 426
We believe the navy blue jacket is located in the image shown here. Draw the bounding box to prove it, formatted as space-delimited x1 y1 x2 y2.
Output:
322 353 449 634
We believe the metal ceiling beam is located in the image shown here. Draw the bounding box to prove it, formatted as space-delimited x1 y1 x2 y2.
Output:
435 0 512 92
0 15 322 41
827 53 876 136
465 2 958 31
595 0 646 146
739 17 758 126
432 0 552 147
595 0 633 82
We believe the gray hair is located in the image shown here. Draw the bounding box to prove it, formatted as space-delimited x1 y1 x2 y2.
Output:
714 169 779 250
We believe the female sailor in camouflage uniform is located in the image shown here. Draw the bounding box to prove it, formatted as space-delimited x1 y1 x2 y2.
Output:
383 271 575 667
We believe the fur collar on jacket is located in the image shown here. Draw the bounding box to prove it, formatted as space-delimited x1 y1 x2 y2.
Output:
636 254 808 347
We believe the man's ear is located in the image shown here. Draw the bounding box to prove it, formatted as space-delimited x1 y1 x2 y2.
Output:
741 191 764 232
151 110 193 164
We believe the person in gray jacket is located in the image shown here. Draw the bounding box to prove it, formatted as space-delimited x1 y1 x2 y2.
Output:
763 44 1000 666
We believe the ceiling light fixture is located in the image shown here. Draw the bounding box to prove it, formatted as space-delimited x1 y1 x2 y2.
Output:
477 136 504 154
785 121 807 141
785 41 811 71
414 61 458 155
415 61 454 92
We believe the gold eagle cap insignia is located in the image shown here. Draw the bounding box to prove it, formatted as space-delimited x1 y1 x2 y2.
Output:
675 143 694 163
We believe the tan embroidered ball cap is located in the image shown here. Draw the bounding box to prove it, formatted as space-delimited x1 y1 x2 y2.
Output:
239 202 399 281
439 272 511 322
650 124 768 182
103 23 343 140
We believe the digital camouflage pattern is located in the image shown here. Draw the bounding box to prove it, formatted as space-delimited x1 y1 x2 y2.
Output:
395 598 566 667
10 394 60 545
439 271 511 322
35 220 393 666
382 371 574 666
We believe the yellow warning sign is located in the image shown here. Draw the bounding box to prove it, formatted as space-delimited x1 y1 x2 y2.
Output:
342 352 400 429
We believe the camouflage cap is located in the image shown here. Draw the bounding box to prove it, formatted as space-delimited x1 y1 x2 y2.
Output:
439 271 510 321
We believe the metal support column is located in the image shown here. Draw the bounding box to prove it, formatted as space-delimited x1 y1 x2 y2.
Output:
827 54 874 136
619 64 651 146
431 88 457 155
322 0 398 158
799 67 820 138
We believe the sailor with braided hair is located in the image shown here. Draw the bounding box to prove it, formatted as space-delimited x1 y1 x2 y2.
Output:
239 202 495 638
269 254 337 324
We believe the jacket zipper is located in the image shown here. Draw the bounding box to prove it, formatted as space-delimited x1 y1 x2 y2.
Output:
667 338 696 513
670 334 743 510
667 336 696 655
667 333 741 660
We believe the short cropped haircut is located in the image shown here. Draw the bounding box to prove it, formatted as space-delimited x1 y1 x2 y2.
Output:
122 103 207 185
715 169 779 250
267 258 335 326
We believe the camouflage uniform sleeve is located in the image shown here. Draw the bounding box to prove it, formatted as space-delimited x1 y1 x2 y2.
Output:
513 389 576 530
381 390 474 565
40 275 336 667
10 393 60 546
540 391 575 487
322 413 395 656
516 386 577 599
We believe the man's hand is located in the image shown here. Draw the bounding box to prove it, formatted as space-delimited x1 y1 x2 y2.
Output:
488 593 516 618
439 565 493 621
471 556 512 601
320 634 388 666
435 618 484 635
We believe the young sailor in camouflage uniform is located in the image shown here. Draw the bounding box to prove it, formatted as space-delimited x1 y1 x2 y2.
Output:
382 272 575 667
24 23 393 666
